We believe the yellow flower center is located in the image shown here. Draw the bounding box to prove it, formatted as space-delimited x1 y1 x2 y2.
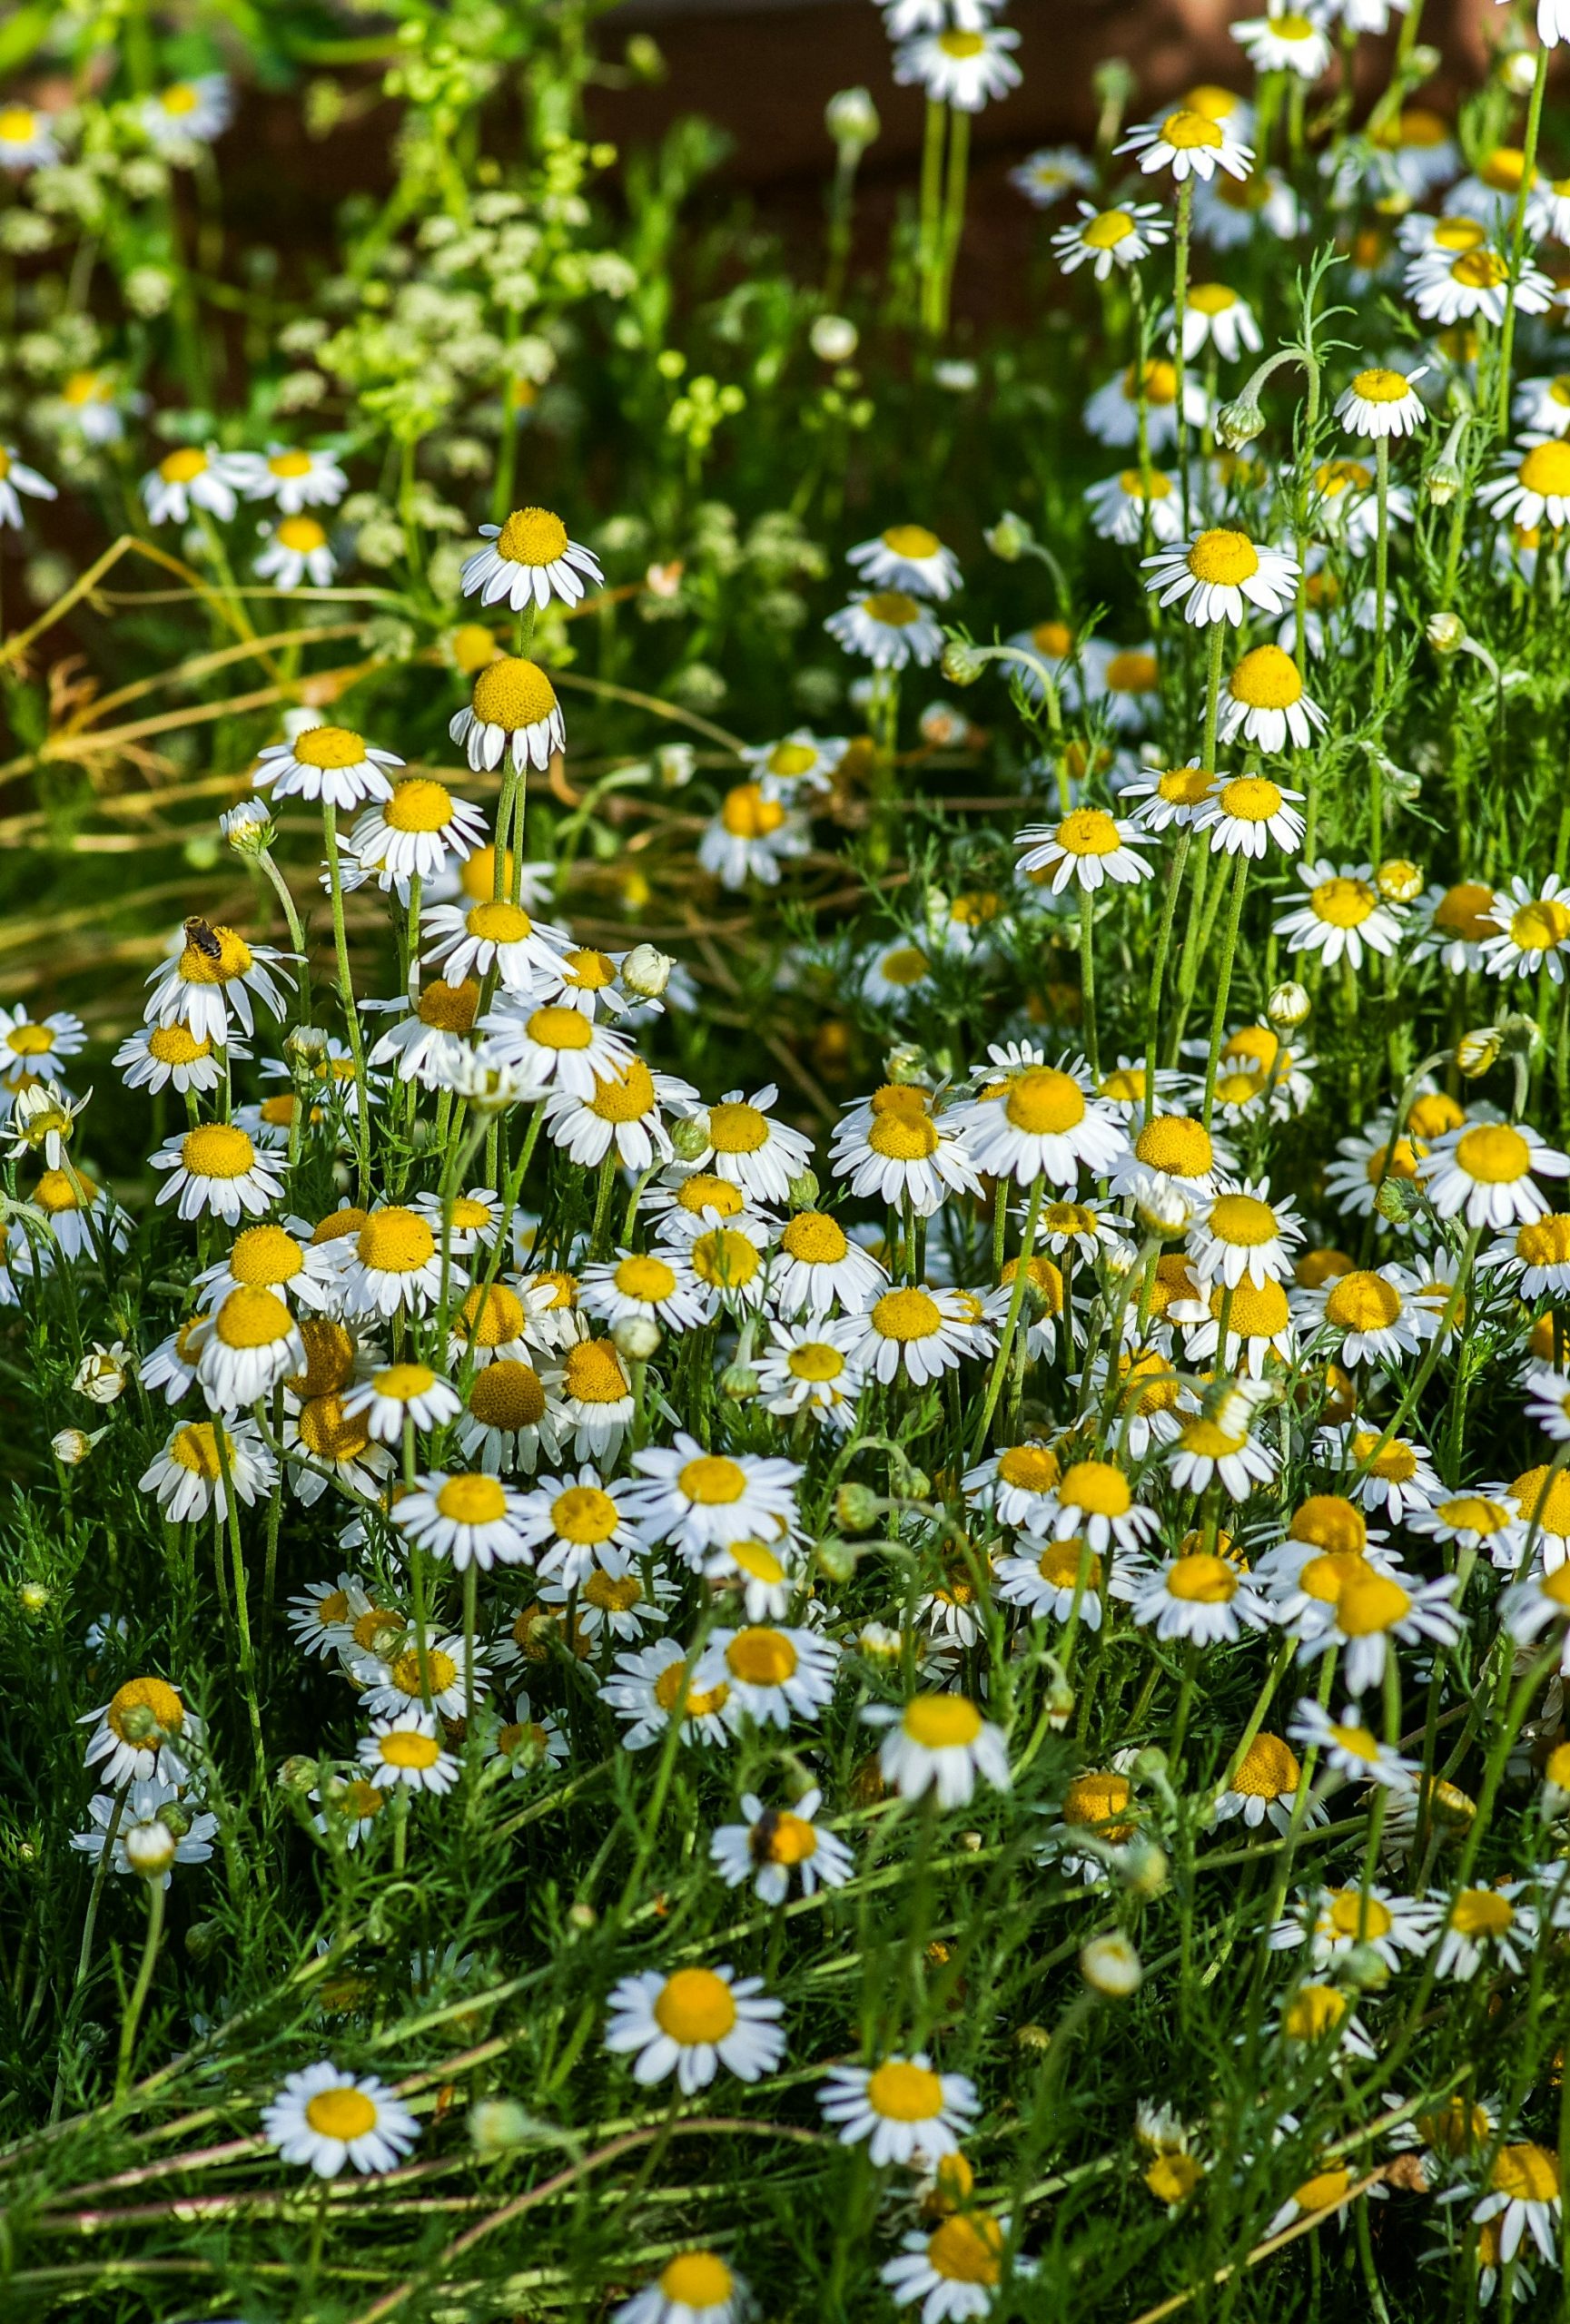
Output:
471 657 558 732
458 1284 527 1348
563 1339 628 1403
390 1647 457 1698
654 1966 738 2043
789 1341 845 1383
876 943 931 987
1292 2165 1352 2214
1490 2145 1560 2202
729 1538 786 1584
882 523 941 557
720 783 787 839
1231 1732 1298 1798
870 1288 943 1342
1283 1984 1348 2042
903 1693 982 1748
1229 645 1302 710
1063 1771 1133 1834
296 1394 372 1464
781 1211 847 1265
1454 1122 1531 1184
379 1728 440 1769
1350 367 1412 404
466 1360 546 1431
182 1123 257 1180
286 1317 355 1401
415 978 479 1033
436 1474 509 1526
1135 1116 1213 1177
1217 775 1283 822
269 449 314 478
1188 529 1259 586
1057 808 1122 858
863 589 921 626
1324 1271 1400 1332
1207 1192 1279 1246
383 778 455 834
359 1209 435 1274
937 29 986 56
553 1484 622 1544
1190 282 1238 315
291 726 365 773
869 1111 940 1159
1156 765 1213 808
497 506 569 566
607 1254 673 1305
653 1660 730 1718
215 1286 293 1349
1510 897 1570 950
659 2255 734 2308
584 1568 643 1611
678 1455 748 1506
1451 249 1508 290
159 447 208 483
690 1227 762 1288
1083 208 1135 250
1160 108 1224 152
305 2087 379 2142
998 1443 1061 1492
1103 649 1159 692
726 1627 797 1685
590 1058 657 1124
466 900 536 950
1059 1459 1131 1517
1309 876 1375 930
867 2059 944 2121
0 107 39 142
708 1099 771 1154
1450 1887 1515 1938
107 1676 185 1740
1165 1551 1237 1603
765 741 818 780
1032 619 1073 656
1513 1464 1570 1534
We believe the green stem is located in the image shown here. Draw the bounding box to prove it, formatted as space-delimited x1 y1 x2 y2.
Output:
114 1876 166 2102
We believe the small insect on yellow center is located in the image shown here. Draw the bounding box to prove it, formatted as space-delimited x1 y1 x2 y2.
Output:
781 1211 848 1265
870 1288 943 1341
726 1627 798 1686
305 2087 379 2142
659 2255 734 2308
882 523 941 557
1455 1122 1532 1184
108 1677 185 1740
1187 529 1259 586
1082 208 1135 251
182 1123 257 1180
1160 108 1224 151
382 778 455 834
719 783 788 841
497 506 570 566
470 656 558 732
215 1286 294 1349
1229 644 1302 710
358 1209 435 1273
1451 249 1508 290
678 1455 749 1507
903 1693 982 1748
159 447 208 483
654 1966 738 2043
862 589 921 626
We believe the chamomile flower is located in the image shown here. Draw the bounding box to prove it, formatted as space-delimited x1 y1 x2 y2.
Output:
1514 373 1570 438
358 1709 459 1794
1289 1697 1418 1787
1409 243 1552 327
1143 528 1298 627
1122 758 1215 833
72 1777 218 1886
450 656 566 774
1082 361 1208 451
1010 144 1098 208
1193 159 1297 247
695 1624 840 1728
1013 806 1154 892
861 937 937 1010
421 892 568 995
150 1122 283 1225
0 445 55 535
1128 1548 1272 1643
824 590 944 668
0 104 62 172
461 507 602 611
680 1085 815 1207
1523 1365 1570 1443
393 1471 530 1571
284 1393 395 1506
757 1318 864 1430
627 1436 800 1564
1120 106 1254 184
114 1021 232 1098
770 1207 887 1316
477 999 631 1097
1409 880 1499 972
1420 1119 1570 1230
513 1465 643 1585
1192 772 1306 858
144 921 294 1045
1232 6 1332 77
336 1207 451 1318
613 2251 748 2324
1269 1983 1377 2063
1171 281 1261 360
141 76 232 153
1499 1563 1570 1665
711 1788 852 1905
1466 2143 1563 2267
236 447 345 515
81 1676 201 1788
819 2055 978 2164
606 1963 785 2093
1481 437 1570 534
347 778 486 894
254 516 335 590
894 25 1022 112
994 1533 1107 1624
252 724 400 812
366 980 481 1088
848 1284 985 1385
848 524 962 600
744 732 846 803
1298 1260 1433 1364
605 1638 743 1750
829 1084 982 1216
1273 860 1404 970
342 1363 462 1445
1218 645 1328 753
697 785 810 889
1432 1883 1539 1980
1052 202 1170 279
1212 1731 1320 1834
1079 637 1166 729
1190 1178 1304 1288
1083 466 1186 546
1336 363 1429 438
264 2066 425 2198
192 1286 305 1410
864 1692 1010 1807
360 1630 486 1723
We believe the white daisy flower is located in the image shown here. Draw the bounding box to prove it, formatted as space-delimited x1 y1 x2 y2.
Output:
191 1286 305 1410
1408 243 1553 328
0 103 62 171
114 1021 231 1098
1083 465 1186 545
893 25 1022 112
348 777 487 894
603 1638 744 1751
461 506 603 611
555 1335 637 1461
1010 143 1098 209
1513 372 1570 437
1218 644 1327 753
449 655 566 774
1419 1119 1570 1230
1289 1697 1419 1788
860 936 938 1010
1408 879 1499 972
1191 771 1306 858
829 1084 981 1216
1189 1177 1304 1288
847 1283 985 1385
757 1318 864 1430
336 1206 452 1319
478 998 631 1096
513 1465 644 1585
141 76 232 153
1336 362 1428 438
420 895 568 994
149 1122 283 1225
140 443 250 527
342 1363 462 1445
1193 159 1297 247
883 2213 1021 2321
1121 757 1215 832
393 1471 530 1572
612 2250 748 2324
366 979 483 1088
1142 528 1299 627
818 2053 978 2164
1296 1260 1431 1364
80 1676 201 1789
1212 1730 1319 1835
1118 105 1254 183
626 1435 799 1565
71 1777 219 1886
604 1964 785 2093
1479 437 1570 531
262 2061 419 2180
237 444 348 512
252 723 400 812
769 1207 887 1317
711 1788 853 1905
1079 636 1168 728
743 731 847 803
456 1356 563 1474
682 1084 815 1207
824 591 944 668
254 515 335 590
1013 805 1154 892
1231 7 1332 79
1052 201 1171 280
1128 1548 1272 1643
954 1048 1128 1187
1171 281 1261 360
1432 1883 1539 1980
697 783 811 889
1272 859 1404 970
1082 362 1208 451
0 443 56 529
994 1532 1109 1625
357 1709 459 1794
143 921 294 1045
864 1692 1010 1807
1466 2143 1563 2268
695 1623 839 1728
847 524 962 600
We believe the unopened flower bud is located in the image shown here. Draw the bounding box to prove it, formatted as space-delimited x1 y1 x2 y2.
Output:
1408 42 1441 76
786 1168 821 1209
1341 1942 1390 1992
1427 610 1465 654
159 1799 193 1843
1015 2020 1052 2053
568 1899 597 1929
53 1427 96 1467
815 1534 857 1584
884 1043 929 1085
670 1113 710 1162
612 1314 661 1363
1081 1932 1142 1997
983 510 1033 563
119 1703 160 1745
810 314 858 365
1501 47 1538 94
1267 980 1311 1031
719 1362 759 1402
1456 1027 1501 1078
1375 1177 1417 1226
1216 396 1265 449
941 637 989 687
1500 1012 1540 1057
834 1481 884 1535
185 1918 221 1959
1427 460 1461 507
221 799 275 854
469 2099 537 2155
18 1581 50 1617
125 1821 177 1879
825 85 880 153
1377 857 1423 904
1121 1837 1170 1897
621 941 674 1000
279 1754 320 1792
285 1023 330 1065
